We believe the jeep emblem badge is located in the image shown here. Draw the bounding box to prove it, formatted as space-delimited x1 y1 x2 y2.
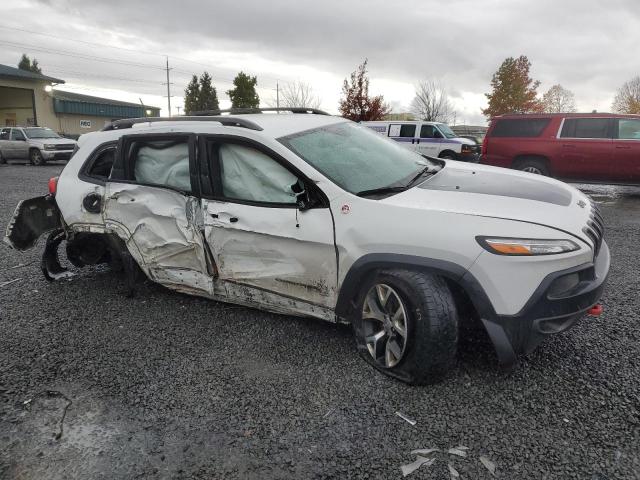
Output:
341 204 351 214
577 200 587 208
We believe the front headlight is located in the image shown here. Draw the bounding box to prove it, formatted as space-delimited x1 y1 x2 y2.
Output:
477 237 580 256
44 144 56 150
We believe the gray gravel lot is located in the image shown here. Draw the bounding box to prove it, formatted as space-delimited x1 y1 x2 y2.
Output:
1 163 639 479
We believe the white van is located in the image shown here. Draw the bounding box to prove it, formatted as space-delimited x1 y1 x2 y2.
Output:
361 120 480 162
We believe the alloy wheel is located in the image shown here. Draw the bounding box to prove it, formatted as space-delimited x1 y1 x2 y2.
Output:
522 166 542 174
361 284 409 368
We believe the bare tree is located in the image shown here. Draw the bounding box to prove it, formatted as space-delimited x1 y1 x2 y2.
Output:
411 79 455 123
612 76 640 114
542 84 576 113
276 81 322 109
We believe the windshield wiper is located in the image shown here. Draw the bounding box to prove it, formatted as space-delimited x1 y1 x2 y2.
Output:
356 186 409 197
403 165 439 188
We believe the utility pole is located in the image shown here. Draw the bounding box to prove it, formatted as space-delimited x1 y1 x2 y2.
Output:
176 106 181 116
276 81 279 112
165 56 172 117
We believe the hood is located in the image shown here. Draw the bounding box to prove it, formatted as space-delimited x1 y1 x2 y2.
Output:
384 160 596 244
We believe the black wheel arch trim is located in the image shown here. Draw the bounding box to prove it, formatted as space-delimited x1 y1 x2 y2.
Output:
335 253 484 319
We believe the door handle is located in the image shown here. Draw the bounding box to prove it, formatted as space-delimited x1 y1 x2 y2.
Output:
615 145 631 149
209 212 238 223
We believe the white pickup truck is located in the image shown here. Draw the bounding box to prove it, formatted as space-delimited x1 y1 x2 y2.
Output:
0 126 77 165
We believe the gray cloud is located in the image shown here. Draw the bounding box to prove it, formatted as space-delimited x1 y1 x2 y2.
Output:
4 0 640 122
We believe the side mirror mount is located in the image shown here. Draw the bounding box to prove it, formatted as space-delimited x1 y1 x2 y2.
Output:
291 180 314 211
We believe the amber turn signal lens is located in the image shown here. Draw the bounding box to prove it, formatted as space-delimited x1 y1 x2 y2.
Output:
485 242 532 255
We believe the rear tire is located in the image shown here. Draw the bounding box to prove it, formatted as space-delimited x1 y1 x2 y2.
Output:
0 151 6 164
30 149 45 166
352 269 458 385
514 157 549 176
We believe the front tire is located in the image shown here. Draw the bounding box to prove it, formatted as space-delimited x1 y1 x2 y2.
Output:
30 149 46 166
0 151 6 164
352 270 458 385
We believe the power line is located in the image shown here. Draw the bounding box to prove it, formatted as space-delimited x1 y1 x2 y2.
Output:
0 24 282 85
0 40 166 70
0 24 166 57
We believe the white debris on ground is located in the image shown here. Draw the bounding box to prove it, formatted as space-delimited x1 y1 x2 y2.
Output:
400 455 436 477
400 445 497 477
448 463 460 479
394 411 416 426
480 455 497 476
447 446 469 458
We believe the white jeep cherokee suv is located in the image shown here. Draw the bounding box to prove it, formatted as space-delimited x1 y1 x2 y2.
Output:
4 109 609 385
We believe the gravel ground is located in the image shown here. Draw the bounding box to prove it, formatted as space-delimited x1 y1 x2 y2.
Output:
1 163 639 479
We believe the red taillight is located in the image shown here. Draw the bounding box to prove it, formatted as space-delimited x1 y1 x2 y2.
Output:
48 176 58 195
481 135 488 156
587 304 603 316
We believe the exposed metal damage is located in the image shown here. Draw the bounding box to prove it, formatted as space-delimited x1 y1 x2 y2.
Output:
5 185 338 322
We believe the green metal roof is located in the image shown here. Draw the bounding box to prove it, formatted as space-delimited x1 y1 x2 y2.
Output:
0 63 65 84
52 90 160 119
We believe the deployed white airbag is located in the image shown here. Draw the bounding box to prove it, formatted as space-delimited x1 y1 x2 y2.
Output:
220 144 297 203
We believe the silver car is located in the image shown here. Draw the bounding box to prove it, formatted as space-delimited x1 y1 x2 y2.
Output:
0 127 77 166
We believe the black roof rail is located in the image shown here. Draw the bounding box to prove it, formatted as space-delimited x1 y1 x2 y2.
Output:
101 115 264 132
190 107 330 116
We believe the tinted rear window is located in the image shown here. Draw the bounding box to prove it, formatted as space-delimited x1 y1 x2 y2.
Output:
560 118 611 139
491 118 551 137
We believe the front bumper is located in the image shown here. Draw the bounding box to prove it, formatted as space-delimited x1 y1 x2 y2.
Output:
479 241 610 365
456 151 480 163
43 150 73 161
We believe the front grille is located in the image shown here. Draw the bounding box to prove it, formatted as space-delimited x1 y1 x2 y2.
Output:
54 144 75 151
583 199 604 256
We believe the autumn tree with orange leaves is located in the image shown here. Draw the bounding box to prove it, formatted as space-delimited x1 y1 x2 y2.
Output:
483 55 543 118
339 59 390 121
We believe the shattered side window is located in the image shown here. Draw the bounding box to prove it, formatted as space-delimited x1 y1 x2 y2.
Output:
133 139 191 192
219 144 298 204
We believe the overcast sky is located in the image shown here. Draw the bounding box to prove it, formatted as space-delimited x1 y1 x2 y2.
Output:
1 0 639 124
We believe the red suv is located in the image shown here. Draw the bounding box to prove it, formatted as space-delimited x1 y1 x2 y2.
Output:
480 113 640 183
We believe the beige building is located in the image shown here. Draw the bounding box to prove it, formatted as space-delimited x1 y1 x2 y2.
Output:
0 63 159 137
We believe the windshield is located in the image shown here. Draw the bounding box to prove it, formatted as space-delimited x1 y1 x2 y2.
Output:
279 122 437 194
24 128 60 139
436 123 457 139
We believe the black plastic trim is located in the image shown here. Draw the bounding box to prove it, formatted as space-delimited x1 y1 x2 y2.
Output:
78 141 118 186
102 116 264 132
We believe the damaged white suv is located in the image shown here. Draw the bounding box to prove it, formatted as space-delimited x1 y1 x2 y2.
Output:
4 108 609 385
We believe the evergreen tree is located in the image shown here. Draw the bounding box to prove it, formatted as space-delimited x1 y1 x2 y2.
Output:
198 72 219 111
18 54 42 74
183 75 201 115
227 72 260 109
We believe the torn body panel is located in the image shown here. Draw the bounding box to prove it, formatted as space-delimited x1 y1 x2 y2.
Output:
104 183 211 294
4 195 62 250
203 199 338 309
102 183 335 320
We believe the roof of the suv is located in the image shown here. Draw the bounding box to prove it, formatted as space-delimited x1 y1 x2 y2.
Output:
493 112 640 120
